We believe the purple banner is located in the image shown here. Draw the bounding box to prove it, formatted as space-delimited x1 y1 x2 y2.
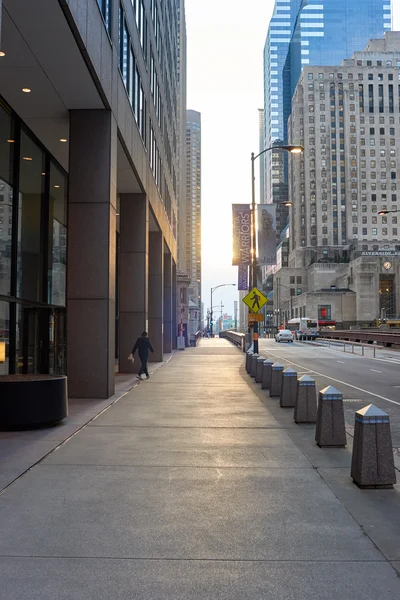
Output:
232 204 251 266
238 265 248 291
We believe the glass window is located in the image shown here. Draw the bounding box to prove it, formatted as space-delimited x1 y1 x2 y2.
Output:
0 105 14 297
318 305 331 320
96 0 112 33
48 163 67 306
18 130 45 302
0 301 9 375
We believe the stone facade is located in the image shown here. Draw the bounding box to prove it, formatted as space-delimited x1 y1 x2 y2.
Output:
275 33 400 326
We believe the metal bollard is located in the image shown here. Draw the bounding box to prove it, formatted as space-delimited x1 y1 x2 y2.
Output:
256 356 266 383
246 351 254 374
280 367 298 408
261 360 274 390
351 405 396 489
269 363 284 397
251 353 259 378
315 386 346 447
294 375 317 424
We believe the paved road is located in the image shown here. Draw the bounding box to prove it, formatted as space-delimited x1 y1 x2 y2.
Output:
259 339 400 448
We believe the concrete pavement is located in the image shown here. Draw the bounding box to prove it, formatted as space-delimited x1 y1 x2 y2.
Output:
1 339 400 598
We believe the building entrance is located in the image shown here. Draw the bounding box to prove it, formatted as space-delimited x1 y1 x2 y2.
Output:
16 306 66 375
379 275 396 319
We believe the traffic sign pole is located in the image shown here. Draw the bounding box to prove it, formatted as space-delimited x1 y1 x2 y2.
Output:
242 288 268 352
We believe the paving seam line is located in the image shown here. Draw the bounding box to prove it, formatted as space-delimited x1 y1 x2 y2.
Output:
246 377 398 572
0 355 175 497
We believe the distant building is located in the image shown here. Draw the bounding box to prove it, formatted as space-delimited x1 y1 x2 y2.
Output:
275 33 400 326
185 110 202 329
263 0 391 240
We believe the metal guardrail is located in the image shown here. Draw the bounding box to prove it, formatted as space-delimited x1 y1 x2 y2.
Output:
190 331 202 347
219 330 246 351
299 337 383 358
320 330 400 348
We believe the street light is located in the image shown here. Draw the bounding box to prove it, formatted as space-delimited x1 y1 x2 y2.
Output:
210 284 235 337
378 209 399 215
250 144 303 352
275 282 293 326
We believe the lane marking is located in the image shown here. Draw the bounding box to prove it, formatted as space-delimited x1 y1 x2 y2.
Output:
265 350 400 408
295 341 400 366
370 369 382 373
337 361 345 364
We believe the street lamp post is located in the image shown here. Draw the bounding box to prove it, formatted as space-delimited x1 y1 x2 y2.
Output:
210 284 235 337
378 209 399 215
275 282 293 326
250 144 303 353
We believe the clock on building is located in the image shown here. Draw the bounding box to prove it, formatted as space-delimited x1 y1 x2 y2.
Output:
383 261 392 270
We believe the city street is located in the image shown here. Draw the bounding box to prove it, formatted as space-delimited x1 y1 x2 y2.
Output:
259 339 400 448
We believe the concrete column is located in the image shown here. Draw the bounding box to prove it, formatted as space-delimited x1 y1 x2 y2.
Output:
148 231 164 362
119 193 149 374
67 109 117 399
172 261 177 350
164 250 173 354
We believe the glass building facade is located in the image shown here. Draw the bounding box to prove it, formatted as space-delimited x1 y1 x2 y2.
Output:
0 98 67 377
283 0 392 142
264 0 392 212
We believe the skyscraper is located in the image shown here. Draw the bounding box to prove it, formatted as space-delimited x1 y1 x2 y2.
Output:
185 110 202 325
0 0 186 398
264 0 392 234
280 32 400 324
263 0 303 205
284 0 392 142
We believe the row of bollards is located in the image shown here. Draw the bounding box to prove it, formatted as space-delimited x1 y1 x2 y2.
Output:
245 350 396 489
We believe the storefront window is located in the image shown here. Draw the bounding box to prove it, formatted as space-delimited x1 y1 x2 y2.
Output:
0 105 14 297
17 130 45 302
0 302 10 375
49 163 67 306
0 101 67 376
318 305 332 320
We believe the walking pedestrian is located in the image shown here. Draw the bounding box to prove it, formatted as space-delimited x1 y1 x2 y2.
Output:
129 331 154 380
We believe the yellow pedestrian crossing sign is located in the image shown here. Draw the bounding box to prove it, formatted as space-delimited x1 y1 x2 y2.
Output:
242 287 268 313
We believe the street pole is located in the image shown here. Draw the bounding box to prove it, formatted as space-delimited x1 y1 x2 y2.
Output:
251 152 259 353
210 287 213 337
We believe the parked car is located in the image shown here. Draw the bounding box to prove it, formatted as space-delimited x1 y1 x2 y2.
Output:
275 329 294 343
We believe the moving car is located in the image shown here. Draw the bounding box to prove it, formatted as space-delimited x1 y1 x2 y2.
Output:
275 329 294 343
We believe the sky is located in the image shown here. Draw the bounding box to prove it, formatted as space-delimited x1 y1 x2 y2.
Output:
185 0 400 323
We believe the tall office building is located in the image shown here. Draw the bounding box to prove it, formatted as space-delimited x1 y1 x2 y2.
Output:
185 110 202 327
263 0 302 201
279 32 400 324
284 0 392 141
177 0 188 273
0 0 186 398
263 0 391 236
258 109 265 203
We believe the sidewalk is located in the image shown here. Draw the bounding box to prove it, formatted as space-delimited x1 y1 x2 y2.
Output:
0 339 399 598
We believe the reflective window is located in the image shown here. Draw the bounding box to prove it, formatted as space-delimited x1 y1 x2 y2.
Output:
48 163 67 306
0 301 9 375
17 130 45 302
0 105 14 297
96 0 112 33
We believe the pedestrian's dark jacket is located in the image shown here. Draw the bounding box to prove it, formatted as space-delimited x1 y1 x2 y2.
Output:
132 336 154 360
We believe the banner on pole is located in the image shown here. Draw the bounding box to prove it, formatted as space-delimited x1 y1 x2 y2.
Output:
257 204 277 266
238 265 248 291
232 204 251 266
